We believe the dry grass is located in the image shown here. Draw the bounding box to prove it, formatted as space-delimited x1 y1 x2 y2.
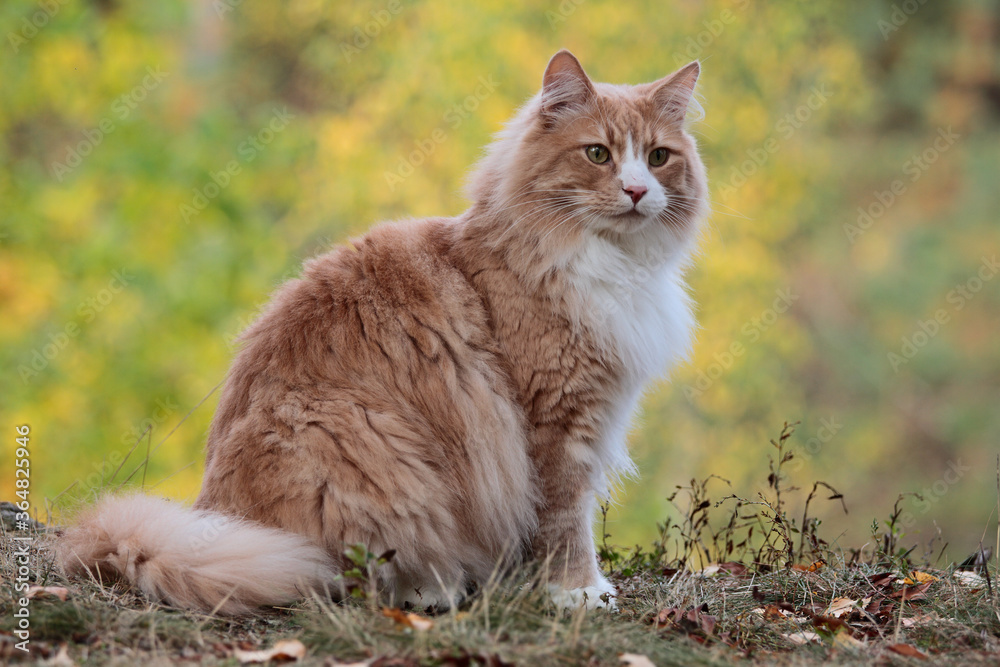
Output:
3 423 1000 665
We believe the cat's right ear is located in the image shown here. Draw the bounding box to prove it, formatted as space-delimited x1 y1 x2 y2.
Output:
540 50 595 119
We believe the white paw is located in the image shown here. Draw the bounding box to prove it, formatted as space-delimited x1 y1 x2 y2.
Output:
548 577 617 610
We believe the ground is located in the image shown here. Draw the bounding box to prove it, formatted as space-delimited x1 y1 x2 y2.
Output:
4 425 999 665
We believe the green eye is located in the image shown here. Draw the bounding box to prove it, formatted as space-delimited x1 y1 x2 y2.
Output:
649 148 669 166
586 145 610 164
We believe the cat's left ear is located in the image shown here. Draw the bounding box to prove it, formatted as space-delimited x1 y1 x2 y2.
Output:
652 61 700 123
541 50 595 118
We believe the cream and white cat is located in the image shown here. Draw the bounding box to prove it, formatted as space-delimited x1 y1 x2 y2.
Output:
58 50 708 614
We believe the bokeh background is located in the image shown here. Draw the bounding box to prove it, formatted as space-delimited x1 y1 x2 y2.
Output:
3 0 999 560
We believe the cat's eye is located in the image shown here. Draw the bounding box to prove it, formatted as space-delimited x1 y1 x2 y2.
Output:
586 145 610 164
648 148 670 166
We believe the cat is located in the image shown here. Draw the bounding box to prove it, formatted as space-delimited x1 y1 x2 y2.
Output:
56 49 708 614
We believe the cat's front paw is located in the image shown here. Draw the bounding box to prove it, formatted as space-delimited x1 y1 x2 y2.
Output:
548 577 617 610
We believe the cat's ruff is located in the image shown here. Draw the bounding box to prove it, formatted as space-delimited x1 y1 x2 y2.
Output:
57 50 709 615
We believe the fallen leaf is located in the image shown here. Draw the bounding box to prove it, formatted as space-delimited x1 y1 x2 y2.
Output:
27 586 69 601
792 560 826 572
716 562 748 576
910 571 939 584
810 614 850 634
783 631 821 645
755 604 786 621
619 654 656 667
698 563 723 577
832 629 866 650
655 604 715 637
382 607 434 631
886 643 928 659
234 639 306 664
699 612 717 636
824 597 856 618
953 570 986 586
868 572 895 588
889 581 932 602
46 644 75 666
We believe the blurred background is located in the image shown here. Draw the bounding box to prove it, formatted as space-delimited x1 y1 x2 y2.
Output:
2 0 998 561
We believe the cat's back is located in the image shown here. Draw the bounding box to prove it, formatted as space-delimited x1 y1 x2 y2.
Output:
216 217 490 399
198 216 537 572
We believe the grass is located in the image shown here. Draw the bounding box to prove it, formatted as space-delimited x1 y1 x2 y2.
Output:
3 424 1000 666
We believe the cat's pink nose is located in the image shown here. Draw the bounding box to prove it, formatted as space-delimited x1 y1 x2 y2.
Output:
623 185 647 205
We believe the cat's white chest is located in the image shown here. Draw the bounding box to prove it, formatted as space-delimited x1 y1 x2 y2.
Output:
563 236 696 486
567 238 695 385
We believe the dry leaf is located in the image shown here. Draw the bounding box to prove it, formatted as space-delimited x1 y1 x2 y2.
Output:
953 570 985 586
824 597 856 618
698 563 723 577
27 586 69 601
783 631 821 645
46 644 76 666
886 643 929 659
832 629 866 650
792 560 826 572
619 654 656 667
889 581 932 602
381 607 434 631
868 572 895 588
654 604 716 636
234 639 307 663
754 604 787 621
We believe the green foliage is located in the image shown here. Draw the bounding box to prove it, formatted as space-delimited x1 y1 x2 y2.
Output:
341 543 396 601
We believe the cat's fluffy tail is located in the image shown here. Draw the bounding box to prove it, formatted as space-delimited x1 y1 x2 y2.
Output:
56 494 337 615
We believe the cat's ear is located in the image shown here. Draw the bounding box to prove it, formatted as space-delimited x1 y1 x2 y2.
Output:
540 50 595 118
652 61 701 123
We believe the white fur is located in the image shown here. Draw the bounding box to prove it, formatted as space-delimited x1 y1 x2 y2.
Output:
620 133 668 217
564 227 697 488
548 575 618 610
57 494 337 615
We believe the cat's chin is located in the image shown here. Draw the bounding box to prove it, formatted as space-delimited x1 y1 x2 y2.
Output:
589 210 655 236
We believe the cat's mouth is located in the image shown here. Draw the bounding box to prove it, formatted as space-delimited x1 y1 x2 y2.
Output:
611 208 649 223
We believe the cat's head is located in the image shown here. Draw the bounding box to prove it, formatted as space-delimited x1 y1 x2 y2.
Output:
468 50 708 268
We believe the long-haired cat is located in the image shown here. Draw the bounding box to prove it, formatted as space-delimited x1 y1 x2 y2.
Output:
57 50 708 614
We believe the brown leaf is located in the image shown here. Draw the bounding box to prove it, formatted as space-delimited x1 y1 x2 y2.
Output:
655 604 714 637
26 586 70 601
889 581 932 602
783 631 821 645
824 597 856 618
654 607 676 628
868 572 895 588
716 562 748 576
234 639 306 664
46 644 75 667
833 628 866 650
810 614 850 634
381 607 434 631
886 643 929 659
792 560 825 572
699 613 717 636
761 604 785 621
